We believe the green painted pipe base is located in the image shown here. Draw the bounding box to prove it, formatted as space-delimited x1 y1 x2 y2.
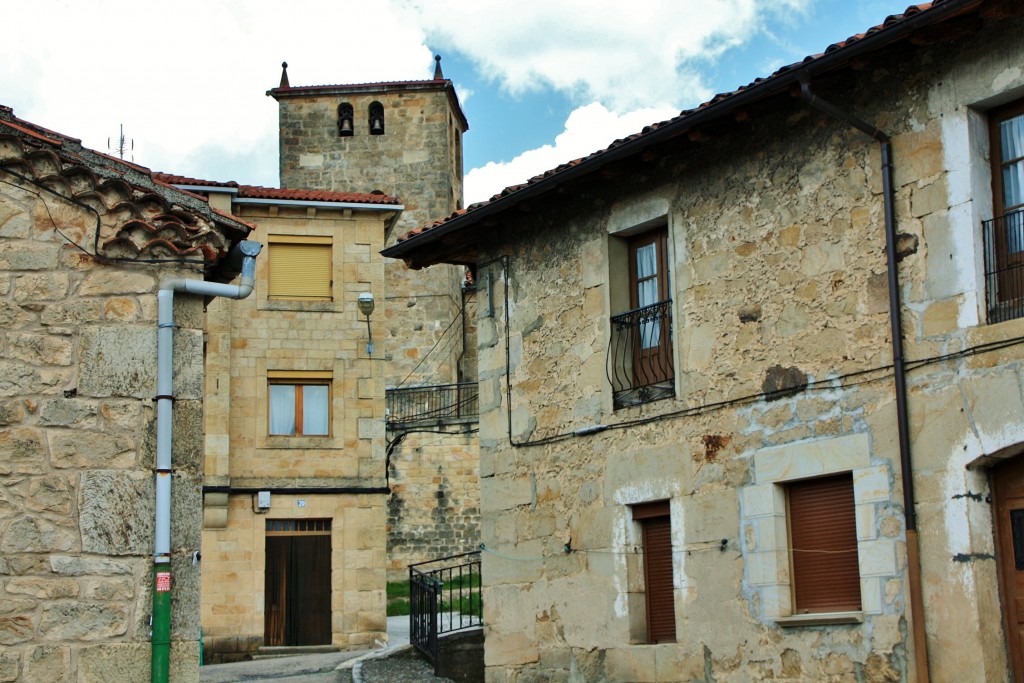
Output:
151 563 172 683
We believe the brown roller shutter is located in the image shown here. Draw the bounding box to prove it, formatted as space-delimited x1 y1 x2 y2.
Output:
633 501 675 643
788 473 861 613
268 239 332 300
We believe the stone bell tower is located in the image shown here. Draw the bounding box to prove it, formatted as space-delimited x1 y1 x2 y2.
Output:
268 57 471 387
268 59 480 581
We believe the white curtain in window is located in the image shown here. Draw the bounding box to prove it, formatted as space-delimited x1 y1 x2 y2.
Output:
303 385 329 435
1002 114 1024 212
636 243 660 348
269 385 296 435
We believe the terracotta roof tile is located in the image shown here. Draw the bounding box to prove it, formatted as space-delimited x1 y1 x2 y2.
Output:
0 106 252 265
236 185 401 204
152 172 401 205
155 173 239 188
388 0 978 255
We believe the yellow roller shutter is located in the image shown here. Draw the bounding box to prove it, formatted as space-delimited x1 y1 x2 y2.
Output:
268 239 332 300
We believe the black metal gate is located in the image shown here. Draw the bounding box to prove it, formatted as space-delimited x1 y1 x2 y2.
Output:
409 551 482 669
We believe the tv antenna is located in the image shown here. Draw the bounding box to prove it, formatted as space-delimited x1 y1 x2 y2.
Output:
108 124 133 161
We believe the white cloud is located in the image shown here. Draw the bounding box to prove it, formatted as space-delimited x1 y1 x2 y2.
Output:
0 1 437 186
404 0 810 112
1 0 812 201
464 102 679 204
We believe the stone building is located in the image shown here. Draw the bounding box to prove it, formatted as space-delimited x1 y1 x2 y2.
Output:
174 60 481 663
385 1 1024 681
154 175 401 661
0 106 252 681
268 62 480 582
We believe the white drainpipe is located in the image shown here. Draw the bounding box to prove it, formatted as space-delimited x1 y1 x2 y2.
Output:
152 240 261 681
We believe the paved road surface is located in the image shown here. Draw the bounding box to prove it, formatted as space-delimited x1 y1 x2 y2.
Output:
200 616 417 683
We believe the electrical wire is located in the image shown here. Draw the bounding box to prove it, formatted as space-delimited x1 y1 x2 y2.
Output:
1 167 208 270
393 307 464 390
478 542 857 565
483 247 1024 447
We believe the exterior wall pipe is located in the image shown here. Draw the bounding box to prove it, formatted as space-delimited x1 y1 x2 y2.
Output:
797 77 929 683
152 240 262 683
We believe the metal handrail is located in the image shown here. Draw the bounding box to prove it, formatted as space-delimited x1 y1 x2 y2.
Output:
386 382 478 425
607 299 675 408
983 210 1024 324
409 551 483 671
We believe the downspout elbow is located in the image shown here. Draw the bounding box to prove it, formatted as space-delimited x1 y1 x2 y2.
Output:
160 241 262 300
150 238 260 683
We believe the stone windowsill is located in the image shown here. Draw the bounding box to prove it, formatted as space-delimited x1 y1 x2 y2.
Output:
774 611 864 627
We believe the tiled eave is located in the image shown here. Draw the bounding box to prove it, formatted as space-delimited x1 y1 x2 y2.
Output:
0 109 253 268
382 0 989 270
153 172 402 208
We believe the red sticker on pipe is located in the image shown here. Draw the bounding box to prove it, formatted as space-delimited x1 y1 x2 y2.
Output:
156 572 171 592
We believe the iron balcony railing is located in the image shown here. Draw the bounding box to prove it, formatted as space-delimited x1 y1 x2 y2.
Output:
386 382 478 426
983 210 1024 324
607 299 675 409
409 551 482 671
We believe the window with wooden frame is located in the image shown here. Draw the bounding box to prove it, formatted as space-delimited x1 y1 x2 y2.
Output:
632 500 676 643
268 371 332 436
787 473 861 614
608 225 675 408
984 99 1024 320
267 236 333 301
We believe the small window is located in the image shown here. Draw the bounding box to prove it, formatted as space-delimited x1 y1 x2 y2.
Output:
369 101 385 135
608 226 674 408
268 236 332 301
338 103 354 137
632 500 676 643
984 100 1024 321
787 473 861 614
268 373 331 436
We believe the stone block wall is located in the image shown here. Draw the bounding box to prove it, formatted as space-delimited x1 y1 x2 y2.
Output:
271 78 481 588
200 492 387 661
201 201 389 660
274 84 472 389
467 13 1024 683
0 174 210 681
386 425 480 580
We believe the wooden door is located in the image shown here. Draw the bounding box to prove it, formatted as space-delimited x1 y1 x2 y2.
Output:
628 228 672 387
265 525 331 646
633 500 676 643
993 456 1024 683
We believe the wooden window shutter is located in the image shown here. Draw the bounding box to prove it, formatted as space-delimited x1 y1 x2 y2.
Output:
633 501 675 643
268 239 332 300
788 473 861 614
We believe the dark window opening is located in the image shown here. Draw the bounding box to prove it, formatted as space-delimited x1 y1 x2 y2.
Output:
338 103 354 137
369 102 385 135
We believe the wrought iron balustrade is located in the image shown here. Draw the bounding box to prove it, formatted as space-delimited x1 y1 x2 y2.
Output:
607 299 675 409
983 210 1024 324
386 382 478 426
409 551 482 671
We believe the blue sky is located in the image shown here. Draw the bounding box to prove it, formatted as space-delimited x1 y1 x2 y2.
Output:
0 0 918 205
450 0 907 174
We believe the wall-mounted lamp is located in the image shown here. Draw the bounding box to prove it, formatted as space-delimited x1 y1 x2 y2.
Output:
358 292 375 355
